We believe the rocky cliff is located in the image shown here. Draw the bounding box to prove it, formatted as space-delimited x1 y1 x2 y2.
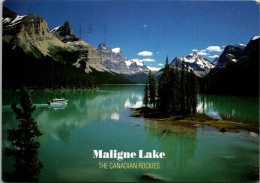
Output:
3 7 66 55
51 22 107 73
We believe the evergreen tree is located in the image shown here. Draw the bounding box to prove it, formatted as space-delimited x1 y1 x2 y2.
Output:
169 66 179 114
190 70 198 115
143 83 149 107
4 87 43 182
185 64 192 115
180 60 187 115
157 56 171 114
148 70 157 107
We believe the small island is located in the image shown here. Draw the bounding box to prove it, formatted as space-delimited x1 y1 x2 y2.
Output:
131 107 259 134
131 57 259 135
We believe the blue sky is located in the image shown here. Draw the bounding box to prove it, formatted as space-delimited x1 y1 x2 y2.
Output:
4 0 259 69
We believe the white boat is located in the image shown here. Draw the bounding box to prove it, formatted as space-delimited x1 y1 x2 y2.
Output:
47 98 68 105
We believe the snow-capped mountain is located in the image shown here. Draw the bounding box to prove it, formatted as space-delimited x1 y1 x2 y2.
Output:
98 43 149 74
170 53 215 77
125 59 149 72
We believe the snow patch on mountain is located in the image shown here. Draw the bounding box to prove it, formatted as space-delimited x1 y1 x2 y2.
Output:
252 36 260 40
7 15 26 27
51 26 61 33
130 59 144 66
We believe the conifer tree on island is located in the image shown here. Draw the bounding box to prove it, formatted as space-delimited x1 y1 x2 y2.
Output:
143 83 149 107
148 70 157 107
145 55 198 117
4 86 43 182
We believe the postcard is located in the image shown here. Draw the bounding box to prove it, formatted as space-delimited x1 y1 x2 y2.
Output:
1 0 259 182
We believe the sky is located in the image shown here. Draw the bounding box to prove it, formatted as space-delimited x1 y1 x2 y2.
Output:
3 0 260 70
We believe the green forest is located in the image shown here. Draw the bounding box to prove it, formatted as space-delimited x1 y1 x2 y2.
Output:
2 42 134 90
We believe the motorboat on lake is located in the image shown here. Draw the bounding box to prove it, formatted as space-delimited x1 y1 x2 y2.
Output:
47 98 68 105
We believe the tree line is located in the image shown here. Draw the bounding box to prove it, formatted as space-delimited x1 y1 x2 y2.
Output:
143 56 198 117
2 42 134 90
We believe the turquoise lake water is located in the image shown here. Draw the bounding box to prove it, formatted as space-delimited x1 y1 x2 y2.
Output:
2 85 259 182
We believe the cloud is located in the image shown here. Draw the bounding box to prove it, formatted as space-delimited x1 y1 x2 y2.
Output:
143 25 148 28
197 51 208 56
112 47 121 54
192 49 198 52
141 58 155 62
138 51 153 56
201 49 206 52
206 46 222 52
147 66 161 71
208 55 219 58
157 52 160 54
158 63 164 66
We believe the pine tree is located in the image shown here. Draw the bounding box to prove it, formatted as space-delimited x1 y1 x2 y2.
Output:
180 60 187 115
185 64 192 115
143 83 149 107
169 66 179 114
4 86 43 182
190 70 198 115
157 56 171 114
148 70 157 107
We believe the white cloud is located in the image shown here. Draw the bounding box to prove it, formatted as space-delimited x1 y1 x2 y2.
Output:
147 66 161 71
192 49 198 52
112 47 121 53
157 52 160 54
197 51 208 56
201 49 206 52
208 55 219 58
158 63 164 66
138 51 153 56
143 25 148 28
206 46 222 52
222 46 226 48
141 58 155 62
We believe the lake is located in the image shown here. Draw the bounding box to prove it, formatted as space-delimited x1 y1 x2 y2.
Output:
2 85 259 182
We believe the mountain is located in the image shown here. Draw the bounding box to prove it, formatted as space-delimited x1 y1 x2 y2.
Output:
97 43 149 74
2 7 66 56
212 57 219 66
51 22 107 73
2 7 135 89
215 45 244 68
169 53 215 77
201 36 259 97
98 43 127 62
242 36 259 58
